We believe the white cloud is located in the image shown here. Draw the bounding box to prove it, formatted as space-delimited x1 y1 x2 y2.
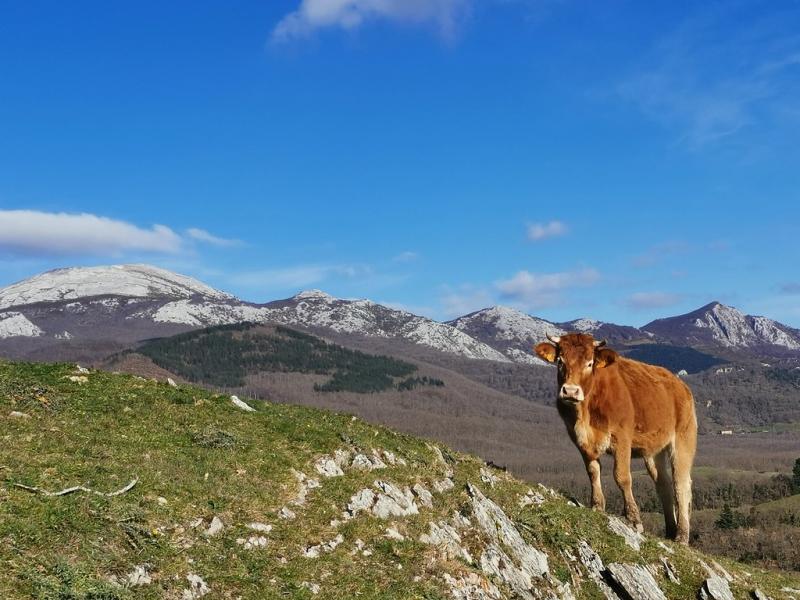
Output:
230 264 371 289
526 220 567 241
0 210 182 256
186 228 242 247
626 291 683 310
495 268 600 309
272 0 471 42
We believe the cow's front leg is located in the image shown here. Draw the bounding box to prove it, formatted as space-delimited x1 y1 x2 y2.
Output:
582 453 605 511
612 443 643 532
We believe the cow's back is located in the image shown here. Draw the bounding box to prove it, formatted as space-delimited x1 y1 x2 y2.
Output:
609 357 695 451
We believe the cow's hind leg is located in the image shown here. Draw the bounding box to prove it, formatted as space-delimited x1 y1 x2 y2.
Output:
672 434 696 544
651 449 678 539
613 443 642 532
583 454 605 511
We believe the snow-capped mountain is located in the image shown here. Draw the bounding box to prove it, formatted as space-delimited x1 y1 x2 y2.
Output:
644 302 800 353
0 264 233 310
260 290 510 363
4 265 800 365
448 306 565 364
0 265 508 363
556 318 651 345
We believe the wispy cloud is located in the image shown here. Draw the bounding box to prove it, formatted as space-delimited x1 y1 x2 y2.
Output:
392 250 420 263
625 291 683 310
779 282 800 295
272 0 471 42
186 228 242 248
230 264 371 290
0 210 182 256
632 240 690 268
439 285 494 318
618 4 800 148
526 220 567 242
495 267 600 309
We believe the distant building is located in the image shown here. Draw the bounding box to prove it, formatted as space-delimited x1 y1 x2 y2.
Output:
677 369 688 377
720 430 733 435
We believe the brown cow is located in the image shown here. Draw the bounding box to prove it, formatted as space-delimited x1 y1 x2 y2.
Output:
534 333 697 544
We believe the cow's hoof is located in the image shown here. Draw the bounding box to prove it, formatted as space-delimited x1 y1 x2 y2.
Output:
634 522 644 534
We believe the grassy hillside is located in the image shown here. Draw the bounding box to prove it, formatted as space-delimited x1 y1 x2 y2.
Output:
1 360 798 599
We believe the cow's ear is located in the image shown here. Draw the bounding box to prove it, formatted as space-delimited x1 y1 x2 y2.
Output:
594 348 617 369
534 342 557 363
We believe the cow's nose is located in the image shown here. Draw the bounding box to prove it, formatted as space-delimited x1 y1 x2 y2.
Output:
560 384 583 400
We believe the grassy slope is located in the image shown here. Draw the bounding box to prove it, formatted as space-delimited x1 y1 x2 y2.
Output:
1 360 798 599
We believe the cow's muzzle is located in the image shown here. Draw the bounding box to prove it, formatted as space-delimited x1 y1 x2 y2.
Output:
559 384 585 402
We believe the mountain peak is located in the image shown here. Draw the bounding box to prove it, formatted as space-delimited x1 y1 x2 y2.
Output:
0 263 234 310
293 289 336 302
645 300 800 351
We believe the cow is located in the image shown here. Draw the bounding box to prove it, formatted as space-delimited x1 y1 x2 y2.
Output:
534 333 697 544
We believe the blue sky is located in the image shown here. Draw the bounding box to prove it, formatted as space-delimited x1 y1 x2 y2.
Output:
1 0 799 326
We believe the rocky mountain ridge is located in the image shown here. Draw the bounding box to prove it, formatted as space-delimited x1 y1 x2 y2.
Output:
1 264 799 366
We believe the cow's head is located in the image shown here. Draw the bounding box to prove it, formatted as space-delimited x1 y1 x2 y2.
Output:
534 332 617 402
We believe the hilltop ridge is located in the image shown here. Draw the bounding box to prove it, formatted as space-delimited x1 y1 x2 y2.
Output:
0 360 797 599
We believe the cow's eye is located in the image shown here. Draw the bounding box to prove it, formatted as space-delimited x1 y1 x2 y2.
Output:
587 361 594 368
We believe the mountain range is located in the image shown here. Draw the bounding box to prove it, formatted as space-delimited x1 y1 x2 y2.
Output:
1 264 799 368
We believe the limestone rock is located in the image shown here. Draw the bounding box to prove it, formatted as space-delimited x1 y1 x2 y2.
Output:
304 534 344 558
576 540 621 600
443 572 502 600
385 526 405 541
8 411 31 419
412 483 434 508
247 522 272 533
279 506 296 520
660 557 680 584
346 488 376 518
204 516 224 537
125 565 152 587
382 450 407 466
236 535 268 550
420 520 473 563
167 378 177 387
480 466 499 487
605 563 666 600
433 477 455 493
351 452 386 471
519 488 546 508
314 455 344 478
468 483 549 579
230 395 256 412
607 516 643 551
480 543 537 600
182 573 210 599
372 481 418 519
699 576 734 600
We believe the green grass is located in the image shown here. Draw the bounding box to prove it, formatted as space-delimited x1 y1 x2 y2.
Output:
1 360 798 599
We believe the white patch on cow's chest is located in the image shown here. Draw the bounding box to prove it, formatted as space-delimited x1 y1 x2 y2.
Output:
574 420 611 454
574 421 590 448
